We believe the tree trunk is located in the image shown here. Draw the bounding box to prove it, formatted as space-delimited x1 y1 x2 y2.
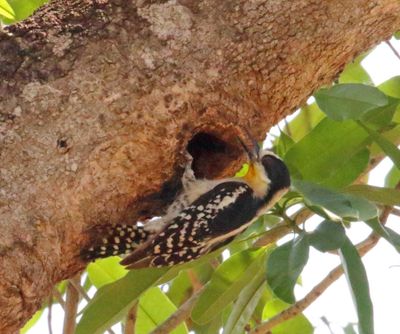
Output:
0 0 399 331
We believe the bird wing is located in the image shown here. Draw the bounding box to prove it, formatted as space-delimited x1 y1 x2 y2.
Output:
121 181 263 269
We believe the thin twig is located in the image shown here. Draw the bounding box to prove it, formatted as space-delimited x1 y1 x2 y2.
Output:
386 40 400 61
256 263 344 334
209 258 220 269
62 280 115 334
354 147 400 184
52 288 65 309
391 207 400 217
357 202 394 254
187 269 203 292
253 207 312 247
150 285 206 334
125 304 137 334
253 224 291 248
48 296 53 334
250 204 395 334
69 278 91 302
62 275 81 334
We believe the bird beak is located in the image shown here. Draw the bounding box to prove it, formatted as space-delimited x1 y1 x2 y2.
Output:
250 135 260 160
237 135 260 161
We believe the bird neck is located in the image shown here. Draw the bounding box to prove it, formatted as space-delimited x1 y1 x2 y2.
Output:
242 162 270 198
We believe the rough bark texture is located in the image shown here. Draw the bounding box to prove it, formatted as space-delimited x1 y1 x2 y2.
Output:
0 0 399 331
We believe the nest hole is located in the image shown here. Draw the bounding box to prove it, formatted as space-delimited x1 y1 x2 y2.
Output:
187 132 243 179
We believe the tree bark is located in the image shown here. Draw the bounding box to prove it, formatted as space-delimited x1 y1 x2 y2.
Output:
0 0 399 331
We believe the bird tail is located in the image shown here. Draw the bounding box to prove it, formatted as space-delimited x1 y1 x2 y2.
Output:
80 224 151 261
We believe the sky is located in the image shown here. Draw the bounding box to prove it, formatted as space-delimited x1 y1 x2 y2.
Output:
28 39 400 334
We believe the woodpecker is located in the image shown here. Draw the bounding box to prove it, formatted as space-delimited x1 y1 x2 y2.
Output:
81 139 290 268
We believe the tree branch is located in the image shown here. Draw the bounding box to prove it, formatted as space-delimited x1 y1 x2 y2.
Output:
187 269 203 292
68 278 90 303
62 276 81 334
390 207 400 216
48 296 53 334
150 286 205 334
253 207 312 247
125 304 137 334
66 278 116 334
52 288 65 309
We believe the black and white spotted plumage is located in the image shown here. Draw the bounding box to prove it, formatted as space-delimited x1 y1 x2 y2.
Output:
80 224 153 261
81 149 291 268
120 182 264 268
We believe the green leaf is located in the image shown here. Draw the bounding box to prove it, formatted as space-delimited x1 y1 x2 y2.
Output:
266 234 309 304
364 217 400 252
284 118 370 184
309 220 346 252
1 0 47 23
87 257 128 288
56 280 67 295
284 103 326 142
192 314 223 334
344 184 400 206
224 271 266 334
76 267 168 334
359 122 400 170
395 31 400 40
339 60 373 85
166 263 214 307
275 131 295 157
321 148 370 189
262 299 313 334
343 323 358 334
21 309 43 334
167 271 192 306
369 124 400 156
386 227 400 248
0 0 15 20
293 179 377 221
392 105 400 124
82 276 92 292
192 249 265 325
385 164 400 188
193 262 215 284
315 84 388 121
339 238 374 334
135 287 188 334
360 97 399 130
378 76 400 99
253 287 273 321
230 215 281 255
